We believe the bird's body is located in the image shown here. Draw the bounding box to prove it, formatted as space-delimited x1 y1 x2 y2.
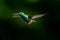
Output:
18 12 29 23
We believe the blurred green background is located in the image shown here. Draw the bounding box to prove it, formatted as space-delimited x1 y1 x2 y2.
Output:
0 0 59 40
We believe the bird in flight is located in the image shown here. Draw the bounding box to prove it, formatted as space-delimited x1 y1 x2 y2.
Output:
12 12 46 24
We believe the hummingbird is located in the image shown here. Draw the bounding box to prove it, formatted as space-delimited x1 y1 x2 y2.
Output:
12 12 46 24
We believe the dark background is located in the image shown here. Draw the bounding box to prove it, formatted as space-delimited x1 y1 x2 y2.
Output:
0 0 60 40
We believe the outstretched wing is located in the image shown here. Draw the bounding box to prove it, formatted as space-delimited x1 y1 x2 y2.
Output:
12 13 19 18
12 12 24 18
31 14 46 19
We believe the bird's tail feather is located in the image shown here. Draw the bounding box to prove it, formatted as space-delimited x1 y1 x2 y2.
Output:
28 19 36 24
